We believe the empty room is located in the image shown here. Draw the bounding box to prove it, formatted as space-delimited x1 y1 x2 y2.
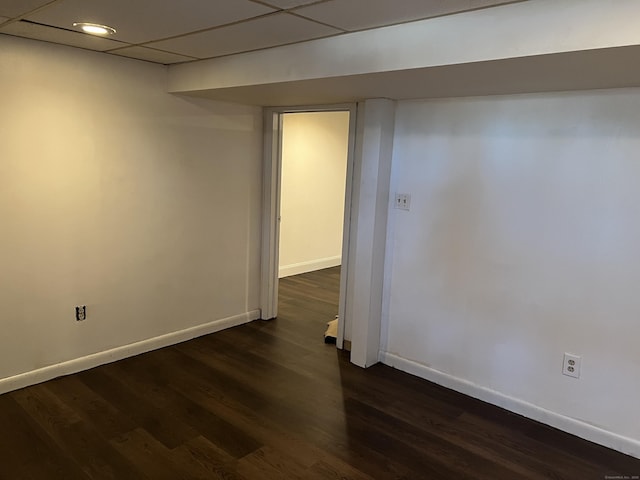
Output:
1 0 640 478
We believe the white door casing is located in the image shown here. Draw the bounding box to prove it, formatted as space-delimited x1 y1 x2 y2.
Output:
260 100 394 366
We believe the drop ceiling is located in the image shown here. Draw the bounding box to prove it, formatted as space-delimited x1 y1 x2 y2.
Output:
0 0 520 65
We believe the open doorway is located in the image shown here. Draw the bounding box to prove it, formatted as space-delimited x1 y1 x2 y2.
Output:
278 111 349 278
278 111 350 344
260 105 357 350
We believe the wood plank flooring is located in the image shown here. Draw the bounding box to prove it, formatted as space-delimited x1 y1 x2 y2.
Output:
1 266 639 479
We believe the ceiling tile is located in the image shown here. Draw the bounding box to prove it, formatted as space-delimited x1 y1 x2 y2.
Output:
0 0 52 19
110 46 195 65
0 20 126 51
261 0 321 8
295 0 515 31
148 13 340 59
25 0 275 44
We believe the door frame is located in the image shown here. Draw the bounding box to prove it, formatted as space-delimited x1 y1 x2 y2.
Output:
260 103 358 350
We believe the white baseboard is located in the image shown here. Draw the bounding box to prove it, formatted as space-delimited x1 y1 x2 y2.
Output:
379 351 640 460
279 256 341 278
0 310 261 396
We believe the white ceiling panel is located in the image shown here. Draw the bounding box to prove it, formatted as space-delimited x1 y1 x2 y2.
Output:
148 13 340 59
110 46 195 65
295 0 516 31
262 0 322 8
2 0 521 65
25 0 275 44
0 0 53 18
0 20 126 51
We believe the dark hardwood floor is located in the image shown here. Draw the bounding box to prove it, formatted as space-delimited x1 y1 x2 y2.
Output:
1 266 639 479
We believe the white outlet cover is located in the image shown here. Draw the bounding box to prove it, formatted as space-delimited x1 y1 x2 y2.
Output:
394 193 411 211
563 353 581 378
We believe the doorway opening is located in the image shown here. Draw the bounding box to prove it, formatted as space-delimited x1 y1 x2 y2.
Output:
278 111 349 344
260 105 357 350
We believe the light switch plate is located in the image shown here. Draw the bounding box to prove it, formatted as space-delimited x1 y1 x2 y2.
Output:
394 193 411 211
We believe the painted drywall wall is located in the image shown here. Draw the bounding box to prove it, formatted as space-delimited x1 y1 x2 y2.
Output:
278 112 349 277
382 89 640 455
0 35 262 383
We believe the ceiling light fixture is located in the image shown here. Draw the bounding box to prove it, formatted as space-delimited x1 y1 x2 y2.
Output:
73 22 116 36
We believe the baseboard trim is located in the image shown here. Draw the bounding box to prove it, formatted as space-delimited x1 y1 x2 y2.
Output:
279 256 341 278
0 310 260 396
379 351 640 459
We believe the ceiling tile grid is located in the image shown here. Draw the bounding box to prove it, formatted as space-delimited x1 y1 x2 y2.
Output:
110 46 197 64
294 0 517 32
23 0 276 44
148 12 341 59
1 18 126 51
0 0 525 65
261 0 323 8
0 0 53 19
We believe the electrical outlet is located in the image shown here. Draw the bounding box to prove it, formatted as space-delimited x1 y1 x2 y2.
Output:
562 353 581 378
394 193 411 211
75 305 86 322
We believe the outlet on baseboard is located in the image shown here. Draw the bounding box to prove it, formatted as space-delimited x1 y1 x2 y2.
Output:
75 305 86 321
563 353 581 378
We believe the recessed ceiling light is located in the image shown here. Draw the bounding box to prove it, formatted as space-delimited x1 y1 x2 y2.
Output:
73 22 116 36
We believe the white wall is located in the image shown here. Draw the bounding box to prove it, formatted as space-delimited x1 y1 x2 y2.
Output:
383 89 640 456
0 35 262 387
279 112 349 277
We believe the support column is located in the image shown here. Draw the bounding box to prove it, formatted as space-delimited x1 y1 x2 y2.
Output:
347 98 396 368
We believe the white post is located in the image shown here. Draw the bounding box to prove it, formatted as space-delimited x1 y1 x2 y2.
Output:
260 110 281 320
348 99 396 368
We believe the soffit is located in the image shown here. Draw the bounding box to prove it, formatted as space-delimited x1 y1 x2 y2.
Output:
178 46 640 107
